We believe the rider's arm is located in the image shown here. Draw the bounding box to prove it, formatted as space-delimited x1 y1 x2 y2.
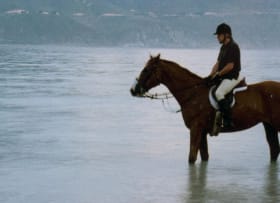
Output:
218 62 234 76
210 61 219 76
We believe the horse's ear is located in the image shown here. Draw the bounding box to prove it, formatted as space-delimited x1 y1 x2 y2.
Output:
149 54 160 62
155 54 160 61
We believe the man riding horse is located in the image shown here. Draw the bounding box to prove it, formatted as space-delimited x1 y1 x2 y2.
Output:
207 23 241 129
131 49 280 164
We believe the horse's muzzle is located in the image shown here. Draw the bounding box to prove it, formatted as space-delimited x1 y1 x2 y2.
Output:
130 87 138 96
130 78 146 97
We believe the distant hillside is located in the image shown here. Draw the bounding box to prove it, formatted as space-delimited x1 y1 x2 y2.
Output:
0 0 280 48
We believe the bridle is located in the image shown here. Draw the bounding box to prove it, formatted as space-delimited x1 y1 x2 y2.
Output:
138 62 205 98
134 60 207 113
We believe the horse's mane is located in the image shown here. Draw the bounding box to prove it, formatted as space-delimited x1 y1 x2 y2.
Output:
160 59 202 81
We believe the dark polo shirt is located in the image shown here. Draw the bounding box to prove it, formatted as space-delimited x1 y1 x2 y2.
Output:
218 40 241 79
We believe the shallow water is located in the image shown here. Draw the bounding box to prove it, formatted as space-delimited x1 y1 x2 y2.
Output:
0 45 280 202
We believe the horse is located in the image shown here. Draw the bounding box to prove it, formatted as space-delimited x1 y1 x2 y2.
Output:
130 54 280 164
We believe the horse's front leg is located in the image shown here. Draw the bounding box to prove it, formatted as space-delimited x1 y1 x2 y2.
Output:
189 125 203 164
200 131 209 161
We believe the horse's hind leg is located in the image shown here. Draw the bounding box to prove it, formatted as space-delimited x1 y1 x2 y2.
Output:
263 122 280 162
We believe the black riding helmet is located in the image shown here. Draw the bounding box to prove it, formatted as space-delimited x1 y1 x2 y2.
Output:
214 23 232 35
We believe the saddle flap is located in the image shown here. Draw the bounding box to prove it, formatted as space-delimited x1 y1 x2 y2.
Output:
208 77 247 110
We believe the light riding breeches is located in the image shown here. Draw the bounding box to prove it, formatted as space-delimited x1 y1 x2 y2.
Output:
215 78 240 101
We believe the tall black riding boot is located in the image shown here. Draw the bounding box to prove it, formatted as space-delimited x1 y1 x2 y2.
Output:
218 99 232 128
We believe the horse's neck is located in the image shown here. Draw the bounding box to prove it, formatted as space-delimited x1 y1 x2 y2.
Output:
160 61 202 91
159 61 203 106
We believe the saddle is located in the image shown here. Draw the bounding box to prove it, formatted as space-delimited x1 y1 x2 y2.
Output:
209 77 247 109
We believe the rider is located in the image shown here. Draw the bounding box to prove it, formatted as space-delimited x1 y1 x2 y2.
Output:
208 23 241 128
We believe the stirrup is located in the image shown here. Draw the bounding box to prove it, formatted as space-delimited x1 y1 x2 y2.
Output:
211 111 222 136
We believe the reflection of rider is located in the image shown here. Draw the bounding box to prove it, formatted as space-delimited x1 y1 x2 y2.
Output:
209 23 241 127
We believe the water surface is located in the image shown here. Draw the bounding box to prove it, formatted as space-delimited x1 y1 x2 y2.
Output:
0 45 279 202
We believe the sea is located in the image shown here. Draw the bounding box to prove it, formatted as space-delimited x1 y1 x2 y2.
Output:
0 44 280 203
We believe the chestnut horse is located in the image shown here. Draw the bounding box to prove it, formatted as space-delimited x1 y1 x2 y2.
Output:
130 54 280 164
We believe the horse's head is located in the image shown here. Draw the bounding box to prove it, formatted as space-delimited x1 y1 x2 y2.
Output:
130 54 162 97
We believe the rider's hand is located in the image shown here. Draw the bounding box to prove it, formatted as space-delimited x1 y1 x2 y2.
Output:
203 75 212 85
211 72 221 82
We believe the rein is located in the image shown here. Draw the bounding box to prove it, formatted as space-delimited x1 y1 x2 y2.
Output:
143 92 180 113
143 92 173 99
142 81 206 113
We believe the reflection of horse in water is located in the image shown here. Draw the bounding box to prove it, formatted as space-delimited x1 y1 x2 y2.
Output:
186 163 279 201
130 54 280 164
